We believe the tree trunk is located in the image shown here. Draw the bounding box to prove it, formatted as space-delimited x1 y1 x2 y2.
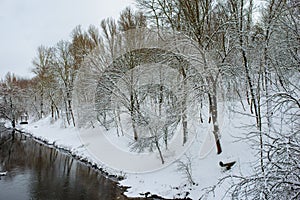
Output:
239 0 263 171
130 92 138 141
181 66 188 145
66 90 75 127
68 98 75 127
208 89 222 154
155 136 164 164
64 99 70 126
51 102 54 118
9 96 16 130
40 88 44 119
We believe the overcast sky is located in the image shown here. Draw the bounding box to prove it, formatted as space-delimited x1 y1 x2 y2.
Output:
0 0 134 80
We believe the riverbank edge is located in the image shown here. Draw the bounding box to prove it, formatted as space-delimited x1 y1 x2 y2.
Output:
10 126 177 200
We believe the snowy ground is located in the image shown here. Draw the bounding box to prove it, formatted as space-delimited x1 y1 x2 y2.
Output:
9 102 258 199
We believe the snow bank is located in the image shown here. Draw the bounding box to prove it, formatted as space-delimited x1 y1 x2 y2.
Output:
14 103 257 199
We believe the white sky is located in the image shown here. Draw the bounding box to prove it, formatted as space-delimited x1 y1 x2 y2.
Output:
0 0 134 79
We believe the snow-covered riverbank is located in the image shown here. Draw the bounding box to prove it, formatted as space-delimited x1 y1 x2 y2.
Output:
7 103 257 199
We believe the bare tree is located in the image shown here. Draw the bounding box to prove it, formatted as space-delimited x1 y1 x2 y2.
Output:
0 73 31 129
32 45 55 119
101 18 118 59
137 0 223 153
52 41 77 126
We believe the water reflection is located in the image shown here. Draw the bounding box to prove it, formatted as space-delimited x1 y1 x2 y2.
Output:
0 124 129 200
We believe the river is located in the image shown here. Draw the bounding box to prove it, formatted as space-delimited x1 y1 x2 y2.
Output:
0 123 134 200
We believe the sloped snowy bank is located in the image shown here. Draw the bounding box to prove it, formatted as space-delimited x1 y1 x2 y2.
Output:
7 103 258 200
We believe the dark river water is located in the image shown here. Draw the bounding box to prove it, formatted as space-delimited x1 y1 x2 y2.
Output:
0 123 133 200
